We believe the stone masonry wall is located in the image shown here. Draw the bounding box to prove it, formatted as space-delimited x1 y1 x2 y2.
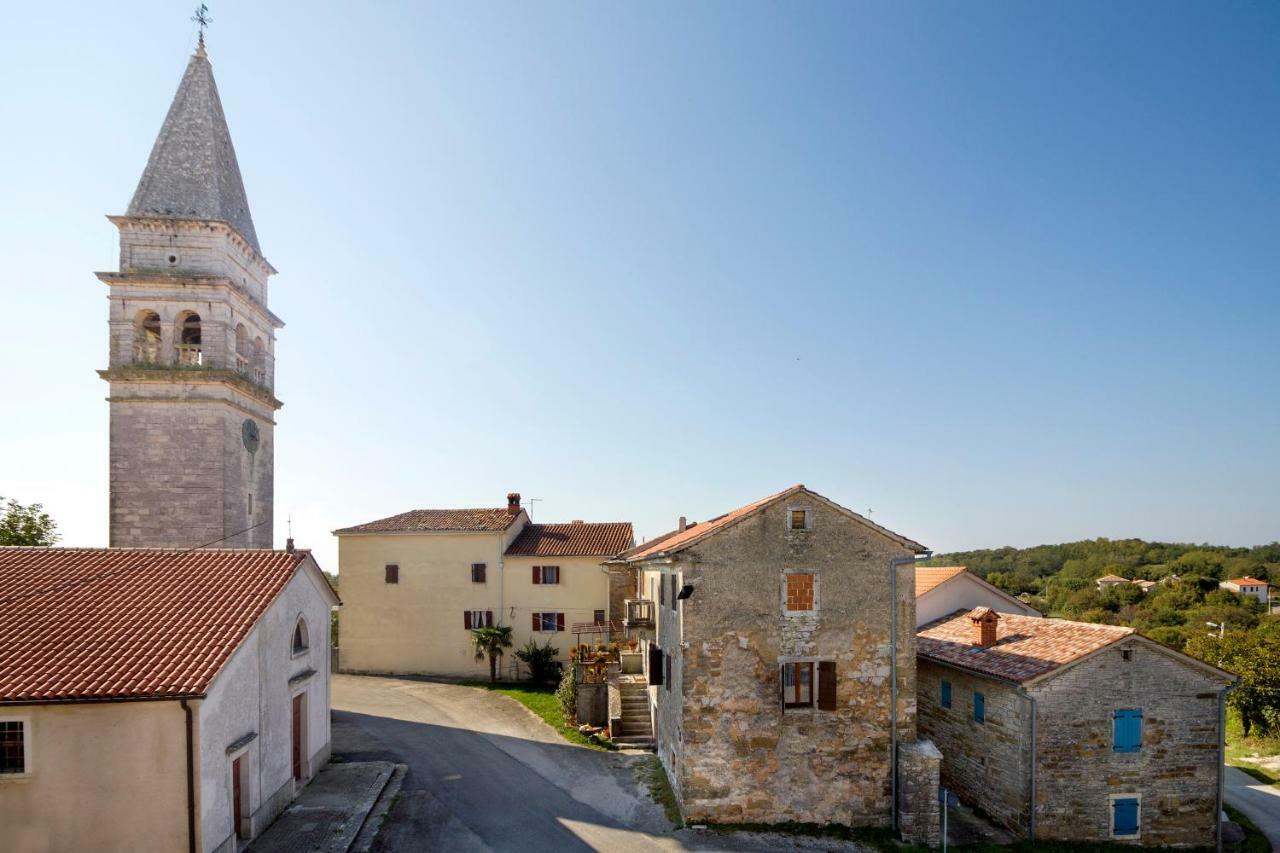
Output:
669 496 920 826
917 661 1031 836
1031 638 1226 847
897 739 942 848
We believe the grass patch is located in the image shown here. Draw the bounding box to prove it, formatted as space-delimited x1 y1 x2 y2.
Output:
1224 804 1272 853
1225 709 1280 788
636 756 682 829
459 680 611 751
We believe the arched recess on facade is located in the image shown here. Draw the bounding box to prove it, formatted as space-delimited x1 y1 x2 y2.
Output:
133 310 161 363
176 311 202 366
292 616 310 656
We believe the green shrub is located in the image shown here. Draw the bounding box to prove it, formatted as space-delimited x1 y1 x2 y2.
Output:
555 661 577 722
515 639 563 686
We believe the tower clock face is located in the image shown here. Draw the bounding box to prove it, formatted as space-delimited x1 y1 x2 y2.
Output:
241 419 260 454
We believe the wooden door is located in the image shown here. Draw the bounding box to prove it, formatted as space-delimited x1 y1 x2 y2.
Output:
232 756 244 838
291 694 303 781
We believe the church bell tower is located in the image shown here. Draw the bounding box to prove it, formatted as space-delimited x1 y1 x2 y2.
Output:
99 37 281 549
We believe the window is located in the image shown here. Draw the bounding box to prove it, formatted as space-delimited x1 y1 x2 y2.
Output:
593 610 606 625
783 662 814 708
532 565 560 585
1121 649 1133 661
785 573 814 611
384 564 399 584
531 612 564 632
941 680 952 709
464 610 493 629
134 310 161 362
176 312 202 365
1112 797 1140 837
973 691 985 723
789 509 810 530
292 618 309 655
1113 709 1143 753
648 644 664 686
471 563 486 583
0 720 25 775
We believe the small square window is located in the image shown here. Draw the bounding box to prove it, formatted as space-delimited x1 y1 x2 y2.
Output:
785 573 815 611
789 509 809 530
1121 649 1132 661
384 564 399 584
471 563 486 583
593 609 606 625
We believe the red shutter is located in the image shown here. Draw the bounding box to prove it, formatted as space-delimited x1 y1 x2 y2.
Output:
464 611 472 630
556 613 565 632
532 613 540 632
532 566 540 584
818 661 837 711
485 610 493 627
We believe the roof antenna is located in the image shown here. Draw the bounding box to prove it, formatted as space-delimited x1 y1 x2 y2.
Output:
191 4 212 54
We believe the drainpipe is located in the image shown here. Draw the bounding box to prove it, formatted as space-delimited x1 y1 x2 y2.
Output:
889 550 931 833
180 699 196 853
497 532 506 628
1020 689 1037 841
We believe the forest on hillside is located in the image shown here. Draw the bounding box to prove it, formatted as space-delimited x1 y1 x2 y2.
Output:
924 539 1280 733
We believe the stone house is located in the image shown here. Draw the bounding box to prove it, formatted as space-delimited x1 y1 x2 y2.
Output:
917 608 1234 847
1096 573 1131 591
0 547 339 853
620 485 940 845
336 493 633 677
915 566 1040 627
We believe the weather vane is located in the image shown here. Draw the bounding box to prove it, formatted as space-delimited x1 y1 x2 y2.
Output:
192 4 212 47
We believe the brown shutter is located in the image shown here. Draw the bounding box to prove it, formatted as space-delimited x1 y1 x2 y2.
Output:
532 613 540 632
818 661 837 711
532 566 540 584
485 610 493 627
464 611 472 630
780 664 786 707
556 613 565 632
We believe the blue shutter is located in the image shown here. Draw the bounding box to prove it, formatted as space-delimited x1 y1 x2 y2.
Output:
1113 798 1139 836
941 680 952 709
1114 709 1143 753
974 691 985 723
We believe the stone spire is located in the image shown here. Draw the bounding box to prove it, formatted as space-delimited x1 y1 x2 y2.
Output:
127 44 261 254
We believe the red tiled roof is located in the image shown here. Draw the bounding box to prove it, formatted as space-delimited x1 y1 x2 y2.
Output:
1227 577 1268 587
0 547 314 703
916 566 968 596
917 609 1133 684
334 508 520 534
626 485 926 561
505 523 634 557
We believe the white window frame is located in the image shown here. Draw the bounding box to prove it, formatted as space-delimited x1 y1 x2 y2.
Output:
786 507 813 531
1108 792 1142 839
0 715 32 781
781 570 819 614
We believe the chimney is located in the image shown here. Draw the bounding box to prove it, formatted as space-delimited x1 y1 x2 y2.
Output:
678 516 687 532
571 519 584 524
507 492 521 515
285 537 295 554
969 607 999 648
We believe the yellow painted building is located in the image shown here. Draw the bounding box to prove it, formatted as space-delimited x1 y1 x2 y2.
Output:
336 493 633 677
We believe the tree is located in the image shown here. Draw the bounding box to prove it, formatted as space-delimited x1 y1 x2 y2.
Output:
1187 628 1280 737
470 626 513 683
0 496 58 546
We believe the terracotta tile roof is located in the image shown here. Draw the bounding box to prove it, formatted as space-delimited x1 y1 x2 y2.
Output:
626 485 926 561
1096 574 1129 583
916 566 968 596
0 547 314 703
1227 577 1268 587
917 609 1133 684
334 508 520 534
505 522 634 557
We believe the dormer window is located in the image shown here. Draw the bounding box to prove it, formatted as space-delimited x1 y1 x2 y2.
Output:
292 618 309 655
789 509 811 530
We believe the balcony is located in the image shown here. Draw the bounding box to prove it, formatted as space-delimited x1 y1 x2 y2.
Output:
176 344 203 366
624 599 654 629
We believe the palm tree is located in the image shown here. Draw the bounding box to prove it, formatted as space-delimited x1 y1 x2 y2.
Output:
470 626 513 683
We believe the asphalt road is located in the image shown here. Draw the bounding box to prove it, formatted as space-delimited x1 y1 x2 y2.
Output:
331 674 874 853
1225 766 1280 852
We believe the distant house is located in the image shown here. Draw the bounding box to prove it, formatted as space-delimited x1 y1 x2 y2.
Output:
917 608 1234 847
0 547 339 853
1133 579 1157 594
1095 573 1130 591
335 493 633 677
915 566 1040 627
1220 577 1270 606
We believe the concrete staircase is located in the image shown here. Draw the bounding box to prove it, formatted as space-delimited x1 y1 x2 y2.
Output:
612 677 654 751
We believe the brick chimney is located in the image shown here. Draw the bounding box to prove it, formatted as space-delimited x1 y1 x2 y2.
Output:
969 607 1000 648
678 516 687 532
507 492 521 515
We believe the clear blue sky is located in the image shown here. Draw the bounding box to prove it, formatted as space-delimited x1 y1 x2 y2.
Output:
2 2 1276 571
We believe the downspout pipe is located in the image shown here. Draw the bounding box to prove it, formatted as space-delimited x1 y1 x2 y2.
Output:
180 698 196 853
889 550 931 833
